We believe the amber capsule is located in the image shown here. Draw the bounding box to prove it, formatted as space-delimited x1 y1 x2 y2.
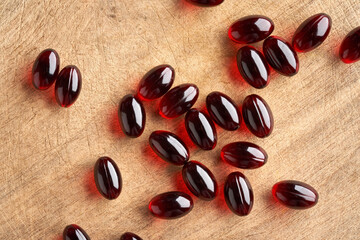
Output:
221 141 267 169
224 172 253 216
32 48 60 90
159 84 199 119
272 180 319 209
118 94 146 138
263 36 299 76
120 232 143 240
182 161 218 200
242 94 273 138
292 13 332 52
187 0 224 6
339 26 360 64
63 224 90 240
185 109 217 150
228 15 274 44
149 130 189 166
237 46 270 89
138 65 174 100
206 91 241 131
55 65 82 107
149 191 194 219
94 156 122 200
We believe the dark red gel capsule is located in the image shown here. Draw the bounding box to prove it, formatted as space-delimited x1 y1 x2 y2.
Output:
221 141 267 169
187 0 224 7
206 91 241 131
120 232 143 240
55 65 82 107
263 36 299 76
94 156 122 200
228 15 274 44
149 130 189 166
224 172 253 216
149 191 193 219
118 94 146 137
159 84 199 119
237 46 270 89
138 65 175 100
272 180 319 209
185 109 217 150
32 48 60 90
63 224 90 240
339 26 360 64
242 94 273 138
292 13 332 52
182 161 218 200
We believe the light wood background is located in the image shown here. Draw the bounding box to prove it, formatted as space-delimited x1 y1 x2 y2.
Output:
0 0 359 239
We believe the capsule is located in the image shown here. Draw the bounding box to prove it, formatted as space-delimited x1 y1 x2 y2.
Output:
292 13 332 52
118 94 146 137
55 65 82 107
187 0 224 6
339 26 360 64
263 36 299 76
236 46 270 89
185 109 217 150
272 180 319 209
94 156 122 200
63 224 90 240
149 191 193 219
138 65 174 100
206 91 241 131
120 232 143 240
221 141 267 169
242 94 273 138
228 15 274 44
224 172 253 216
182 161 218 201
32 48 60 90
149 130 189 166
159 84 199 119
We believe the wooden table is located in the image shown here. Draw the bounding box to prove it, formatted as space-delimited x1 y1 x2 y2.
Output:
0 0 359 239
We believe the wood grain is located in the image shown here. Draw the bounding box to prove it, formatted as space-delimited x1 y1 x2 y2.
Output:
0 0 359 239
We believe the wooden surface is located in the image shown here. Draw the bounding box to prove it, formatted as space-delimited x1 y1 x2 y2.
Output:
0 0 359 239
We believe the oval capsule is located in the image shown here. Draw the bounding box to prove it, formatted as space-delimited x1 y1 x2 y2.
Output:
120 232 143 240
206 91 241 131
55 65 82 107
32 48 60 90
187 0 224 6
149 130 189 166
339 26 360 64
292 13 332 52
185 109 217 150
149 191 194 219
94 156 122 200
182 161 218 201
63 224 90 240
221 141 267 169
242 94 274 138
272 180 319 209
118 94 146 138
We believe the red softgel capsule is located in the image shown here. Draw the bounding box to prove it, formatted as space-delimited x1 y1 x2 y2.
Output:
185 109 217 150
182 161 218 201
138 65 175 100
263 36 299 76
292 13 332 52
32 48 60 90
228 15 274 44
339 26 360 64
63 224 90 240
224 172 254 216
221 141 267 169
118 94 146 138
272 180 319 209
55 65 82 107
242 94 273 138
187 0 224 7
206 91 241 131
149 130 189 166
159 84 199 119
94 156 122 200
120 232 143 240
149 191 194 219
237 46 270 89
